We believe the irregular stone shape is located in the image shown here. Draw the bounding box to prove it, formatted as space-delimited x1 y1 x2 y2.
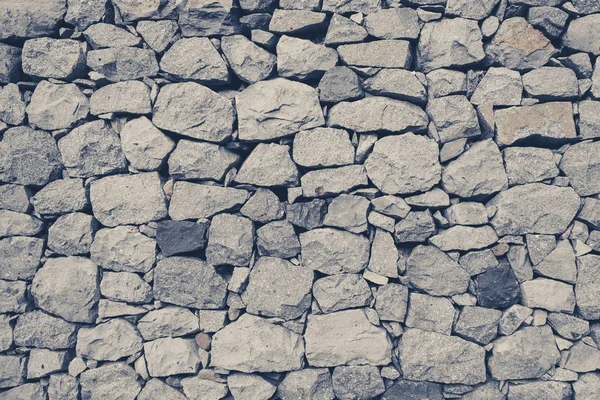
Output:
286 199 327 230
454 306 502 345
0 210 43 238
0 0 66 40
445 202 488 226
87 47 159 82
508 381 573 400
528 6 569 39
547 313 590 340
137 306 199 341
177 0 240 37
0 280 28 313
236 78 324 142
0 44 21 84
211 313 304 373
156 220 207 257
533 240 576 283
269 9 327 34
100 271 153 303
521 278 575 313
234 143 298 187
381 380 444 400
574 372 600 399
338 40 412 68
154 257 227 309
242 257 313 320
111 0 177 22
76 318 143 361
332 365 385 400
206 213 254 267
430 225 498 252
144 337 201 377
293 127 354 168
406 245 470 297
488 183 580 235
313 274 372 313
576 254 600 320
181 377 228 400
364 133 440 195
362 69 427 105
13 310 77 350
499 304 533 336
277 36 337 81
31 256 100 323
80 363 141 400
136 20 179 53
138 378 187 400
522 67 579 100
560 141 600 197
446 0 499 19
417 18 485 73
47 212 97 255
323 14 368 46
301 165 368 198
471 67 523 106
375 283 408 322
488 326 561 380
26 81 89 131
22 38 85 80
527 233 557 265
278 368 335 400
160 37 229 85
241 189 284 223
368 229 399 277
504 146 559 186
0 355 25 389
305 309 392 367
90 172 167 227
58 120 127 178
120 117 174 171
153 82 235 143
64 0 105 30
256 220 301 258
322 0 381 13
48 373 79 400
398 328 486 385
31 178 88 216
405 292 456 335
0 84 25 125
300 228 370 275
396 211 434 241
427 95 480 143
476 263 521 308
563 14 600 55
442 139 507 199
221 34 275 84
0 236 44 281
83 23 141 48
579 100 600 139
228 373 276 400
486 17 555 71
364 8 419 39
578 198 600 229
323 194 369 233
168 140 238 182
169 182 248 220
318 66 364 103
90 81 152 116
90 226 156 273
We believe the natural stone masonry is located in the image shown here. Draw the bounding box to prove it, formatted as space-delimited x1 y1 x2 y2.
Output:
1 1 600 399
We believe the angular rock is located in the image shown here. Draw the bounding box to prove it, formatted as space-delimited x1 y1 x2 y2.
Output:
337 40 412 68
0 84 25 125
459 249 498 276
430 225 498 251
47 212 97 255
136 20 179 53
454 306 502 345
221 34 275 84
0 0 66 40
256 220 300 258
381 380 443 400
368 229 399 277
521 278 575 313
169 182 248 220
499 304 533 336
48 373 78 400
234 143 298 187
76 318 143 361
579 100 600 139
177 0 240 37
313 274 372 313
80 363 141 400
396 212 435 243
364 8 419 39
471 67 523 106
405 292 456 335
26 81 89 131
445 202 488 226
447 0 499 19
533 240 576 283
269 9 327 34
427 95 480 143
240 189 284 223
293 127 354 168
286 199 327 230
522 67 579 100
31 178 88 216
137 306 199 341
332 365 385 400
22 38 85 80
375 283 408 322
318 66 364 103
156 220 207 257
0 210 43 238
168 140 239 182
475 263 521 308
547 312 590 340
504 146 559 186
0 44 21 84
300 228 370 275
563 14 600 55
206 213 254 267
508 381 573 400
322 0 381 13
576 254 600 320
83 23 141 48
278 368 335 400
160 37 229 85
560 141 600 197
228 373 276 400
0 355 25 389
87 47 159 82
323 14 368 46
138 378 187 400
13 310 77 350
90 226 156 273
301 165 368 197
323 194 369 233
100 271 153 303
120 117 174 171
144 337 201 377
277 35 337 81
154 256 227 309
90 81 152 116
0 280 28 313
0 236 44 281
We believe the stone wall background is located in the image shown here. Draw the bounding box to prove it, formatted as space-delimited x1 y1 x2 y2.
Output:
1 0 600 399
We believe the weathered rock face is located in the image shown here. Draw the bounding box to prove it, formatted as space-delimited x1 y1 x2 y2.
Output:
0 0 66 40
406 246 471 297
300 228 370 275
76 318 143 361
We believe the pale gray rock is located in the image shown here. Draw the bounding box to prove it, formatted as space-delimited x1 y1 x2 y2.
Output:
100 271 153 303
427 95 480 143
278 368 335 400
371 195 411 219
574 372 600 399
560 141 600 196
427 69 467 98
58 120 126 178
533 240 576 283
523 67 579 100
0 280 28 313
0 355 25 389
177 0 240 37
181 377 228 400
529 7 568 39
488 183 580 235
80 363 141 400
153 82 235 143
430 225 499 251
0 236 44 281
406 245 471 296
47 212 97 255
576 254 600 320
322 0 381 13
398 328 486 385
405 292 456 335
0 84 25 125
279 0 320 10
323 14 368 46
504 146 559 186
362 69 427 105
563 14 600 55
221 35 275 84
65 0 105 30
13 310 77 349
169 140 239 181
144 337 201 377
381 380 444 400
240 189 284 223
578 198 600 229
31 256 100 323
90 172 167 227
286 199 328 230
417 18 485 73
547 312 590 340
332 365 385 400
338 40 413 68
0 0 66 40
160 37 229 85
239 0 276 12
521 278 576 313
83 23 141 48
22 38 85 80
499 304 533 335
305 309 392 367
0 210 43 237
96 299 147 320
206 213 254 267
579 100 600 139
375 283 408 322
442 139 507 199
0 184 31 213
136 20 179 53
76 318 143 361
364 8 419 39
323 194 369 233
365 133 440 195
269 9 328 34
508 381 573 400
235 143 298 187
394 210 436 243
154 256 227 309
26 81 89 131
313 274 372 313
318 66 364 103
169 182 248 220
137 306 199 341
488 326 561 380
368 229 399 277
90 81 152 116
0 44 21 84
470 67 523 106
243 256 313 319
31 179 87 216
301 165 368 197
0 382 44 399
138 378 187 400
87 47 159 82
111 0 177 22
48 373 78 400
228 373 276 400
293 127 354 168
446 0 499 19
211 313 304 373
405 188 450 208
300 228 370 275
454 306 502 345
236 78 324 141
527 233 557 265
445 202 488 226
256 220 300 258
120 117 174 171
90 226 156 273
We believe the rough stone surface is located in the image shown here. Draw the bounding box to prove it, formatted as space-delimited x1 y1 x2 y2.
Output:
300 228 370 275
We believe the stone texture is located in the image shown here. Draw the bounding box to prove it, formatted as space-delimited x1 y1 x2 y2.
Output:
160 37 229 85
22 38 85 80
76 319 143 361
313 274 372 313
293 128 354 168
90 226 156 273
89 81 152 116
221 34 275 84
300 228 370 275
87 47 159 82
206 213 254 267
277 36 337 81
169 182 248 220
235 143 298 187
